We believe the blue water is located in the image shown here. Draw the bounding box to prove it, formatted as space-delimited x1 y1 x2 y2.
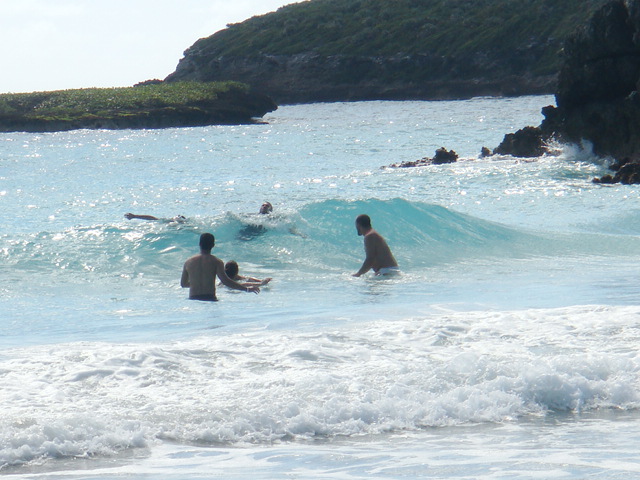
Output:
3 96 640 479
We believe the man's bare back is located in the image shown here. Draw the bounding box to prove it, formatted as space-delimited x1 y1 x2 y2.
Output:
181 253 223 300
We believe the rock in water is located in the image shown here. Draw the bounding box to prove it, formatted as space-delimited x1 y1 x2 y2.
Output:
493 126 547 158
386 147 458 168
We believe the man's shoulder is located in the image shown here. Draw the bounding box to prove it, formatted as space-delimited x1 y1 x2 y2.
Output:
185 252 220 262
184 253 223 269
204 253 224 267
365 230 384 241
184 253 200 263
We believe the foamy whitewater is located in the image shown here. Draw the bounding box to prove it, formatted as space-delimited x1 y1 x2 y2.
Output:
3 96 640 479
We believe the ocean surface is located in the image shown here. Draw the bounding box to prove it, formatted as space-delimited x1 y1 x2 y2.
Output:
3 96 640 479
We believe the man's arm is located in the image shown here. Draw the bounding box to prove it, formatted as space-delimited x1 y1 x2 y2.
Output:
353 235 376 277
125 213 159 221
180 264 190 288
243 276 272 286
217 260 260 294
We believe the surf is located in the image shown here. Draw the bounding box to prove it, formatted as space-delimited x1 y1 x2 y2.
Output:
5 198 639 278
2 303 640 471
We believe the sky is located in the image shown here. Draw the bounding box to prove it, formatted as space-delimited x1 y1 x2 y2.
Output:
0 0 297 94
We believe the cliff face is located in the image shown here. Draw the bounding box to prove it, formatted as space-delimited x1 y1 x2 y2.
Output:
167 52 556 104
165 0 607 104
542 0 640 161
491 0 640 183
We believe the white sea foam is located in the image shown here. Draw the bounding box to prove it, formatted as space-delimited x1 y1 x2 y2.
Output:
2 304 640 472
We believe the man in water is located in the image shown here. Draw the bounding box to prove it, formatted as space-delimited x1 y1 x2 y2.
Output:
353 214 399 277
181 233 260 301
238 202 273 240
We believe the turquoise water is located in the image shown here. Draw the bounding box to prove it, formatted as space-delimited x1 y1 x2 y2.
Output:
3 96 640 479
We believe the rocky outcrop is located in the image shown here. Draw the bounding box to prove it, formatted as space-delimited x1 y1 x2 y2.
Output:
546 0 640 160
387 147 459 168
493 126 547 158
593 158 640 183
493 0 640 184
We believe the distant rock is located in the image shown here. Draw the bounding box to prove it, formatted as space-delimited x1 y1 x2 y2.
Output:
387 147 458 168
168 52 556 104
593 157 640 184
493 126 547 158
431 147 459 165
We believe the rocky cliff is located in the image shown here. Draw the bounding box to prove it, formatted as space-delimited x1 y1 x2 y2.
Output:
494 0 640 183
546 0 640 159
165 0 607 104
166 52 556 104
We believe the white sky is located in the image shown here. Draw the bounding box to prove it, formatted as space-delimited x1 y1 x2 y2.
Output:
0 0 297 93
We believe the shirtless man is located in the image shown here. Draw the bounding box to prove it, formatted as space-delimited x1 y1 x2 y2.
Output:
352 214 399 277
181 233 260 301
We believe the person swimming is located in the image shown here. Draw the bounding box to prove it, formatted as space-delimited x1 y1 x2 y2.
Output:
237 202 273 240
259 202 273 214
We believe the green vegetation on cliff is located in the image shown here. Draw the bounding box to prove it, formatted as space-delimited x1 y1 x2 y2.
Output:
192 0 608 76
0 81 277 132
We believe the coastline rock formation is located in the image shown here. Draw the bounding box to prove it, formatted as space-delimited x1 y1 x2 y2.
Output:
165 0 607 104
387 147 458 168
168 52 554 105
492 126 548 158
495 0 640 183
547 0 640 160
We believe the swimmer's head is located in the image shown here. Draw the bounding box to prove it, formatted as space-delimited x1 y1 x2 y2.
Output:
173 215 186 223
225 260 239 279
355 214 372 235
259 202 273 214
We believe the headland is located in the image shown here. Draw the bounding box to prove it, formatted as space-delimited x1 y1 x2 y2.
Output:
165 0 608 104
0 81 277 133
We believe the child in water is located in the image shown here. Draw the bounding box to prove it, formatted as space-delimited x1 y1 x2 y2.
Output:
224 260 272 286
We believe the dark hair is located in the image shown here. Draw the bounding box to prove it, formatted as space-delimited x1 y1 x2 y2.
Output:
356 214 371 229
199 233 215 251
225 260 239 278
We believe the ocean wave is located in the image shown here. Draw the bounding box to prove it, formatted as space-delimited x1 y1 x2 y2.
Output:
2 304 640 469
0 199 544 278
4 199 640 284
